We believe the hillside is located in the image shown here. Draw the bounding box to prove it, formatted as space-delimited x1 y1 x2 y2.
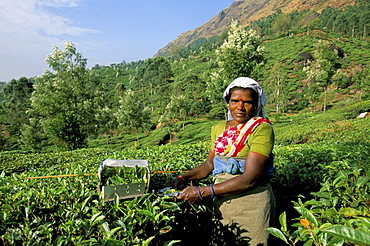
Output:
1 0 369 152
155 0 356 56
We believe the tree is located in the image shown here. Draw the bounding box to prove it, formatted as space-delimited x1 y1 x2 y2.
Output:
2 77 34 147
207 20 266 104
352 65 370 100
128 57 174 124
24 42 107 150
332 70 348 89
116 90 151 143
304 40 341 113
172 73 211 117
159 95 193 143
168 45 188 59
162 95 193 127
272 14 292 35
264 63 289 113
142 57 173 111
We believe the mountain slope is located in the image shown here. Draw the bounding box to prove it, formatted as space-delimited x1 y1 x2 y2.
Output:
155 0 355 56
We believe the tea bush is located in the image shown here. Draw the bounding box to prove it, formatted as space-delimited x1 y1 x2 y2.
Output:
274 100 370 146
268 154 370 245
0 145 215 245
1 120 369 245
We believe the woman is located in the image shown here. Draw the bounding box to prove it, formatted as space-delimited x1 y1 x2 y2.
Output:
172 77 275 246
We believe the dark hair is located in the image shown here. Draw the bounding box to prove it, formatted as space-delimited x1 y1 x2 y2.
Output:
225 87 259 105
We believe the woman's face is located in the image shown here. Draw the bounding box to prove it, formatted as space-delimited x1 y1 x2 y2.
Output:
228 88 257 124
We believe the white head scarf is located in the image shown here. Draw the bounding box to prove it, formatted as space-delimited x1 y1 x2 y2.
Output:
223 77 266 120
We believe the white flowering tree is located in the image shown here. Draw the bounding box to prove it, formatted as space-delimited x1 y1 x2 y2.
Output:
24 42 107 150
207 20 266 104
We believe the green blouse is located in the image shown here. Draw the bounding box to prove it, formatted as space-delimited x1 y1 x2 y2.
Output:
211 120 275 158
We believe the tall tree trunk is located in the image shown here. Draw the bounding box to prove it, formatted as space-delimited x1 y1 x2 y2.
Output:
363 25 367 38
323 85 328 114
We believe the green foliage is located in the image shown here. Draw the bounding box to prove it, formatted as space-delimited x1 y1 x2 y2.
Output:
268 154 370 245
172 120 217 145
1 4 370 243
208 20 266 104
264 63 290 113
352 65 370 100
320 3 370 38
304 39 342 113
273 100 370 146
171 72 211 118
24 42 109 151
2 96 370 244
250 2 370 40
0 144 214 245
160 95 193 131
116 89 152 140
1 77 34 148
1 131 369 245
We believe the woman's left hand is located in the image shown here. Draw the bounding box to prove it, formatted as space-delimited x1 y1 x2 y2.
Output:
177 186 201 203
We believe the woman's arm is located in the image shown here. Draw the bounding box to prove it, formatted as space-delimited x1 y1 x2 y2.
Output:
212 151 268 196
178 151 268 203
181 149 215 181
167 150 215 189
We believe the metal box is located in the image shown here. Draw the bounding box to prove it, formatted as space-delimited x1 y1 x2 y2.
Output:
98 159 150 202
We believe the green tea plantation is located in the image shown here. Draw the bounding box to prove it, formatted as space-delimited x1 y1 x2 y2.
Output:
1 109 369 245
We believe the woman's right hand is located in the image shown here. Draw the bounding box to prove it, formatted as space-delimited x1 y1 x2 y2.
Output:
177 186 200 203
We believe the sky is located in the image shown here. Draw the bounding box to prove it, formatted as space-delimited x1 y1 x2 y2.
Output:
0 0 235 82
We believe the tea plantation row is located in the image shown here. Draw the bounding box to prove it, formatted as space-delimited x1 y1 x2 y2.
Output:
1 135 369 245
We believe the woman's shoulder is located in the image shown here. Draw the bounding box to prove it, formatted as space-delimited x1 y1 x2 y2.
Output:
260 118 274 129
251 118 275 139
212 121 227 130
211 121 227 136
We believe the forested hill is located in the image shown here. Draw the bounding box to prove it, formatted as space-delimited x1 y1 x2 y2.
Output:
155 0 356 57
1 0 370 151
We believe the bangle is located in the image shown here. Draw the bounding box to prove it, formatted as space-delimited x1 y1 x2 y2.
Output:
197 186 203 200
210 184 215 199
177 175 186 182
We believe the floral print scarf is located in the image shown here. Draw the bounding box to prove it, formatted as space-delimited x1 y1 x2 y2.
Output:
214 117 270 157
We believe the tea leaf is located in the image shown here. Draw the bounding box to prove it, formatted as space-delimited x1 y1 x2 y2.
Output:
322 225 370 245
295 207 319 227
333 176 345 188
279 212 288 232
160 202 181 211
339 208 362 217
266 228 289 244
138 210 154 218
357 176 369 188
90 212 105 225
107 227 122 238
303 240 313 246
319 222 333 230
104 239 126 245
134 236 155 246
162 240 182 246
0 211 7 221
311 191 331 199
100 221 110 234
323 208 337 218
